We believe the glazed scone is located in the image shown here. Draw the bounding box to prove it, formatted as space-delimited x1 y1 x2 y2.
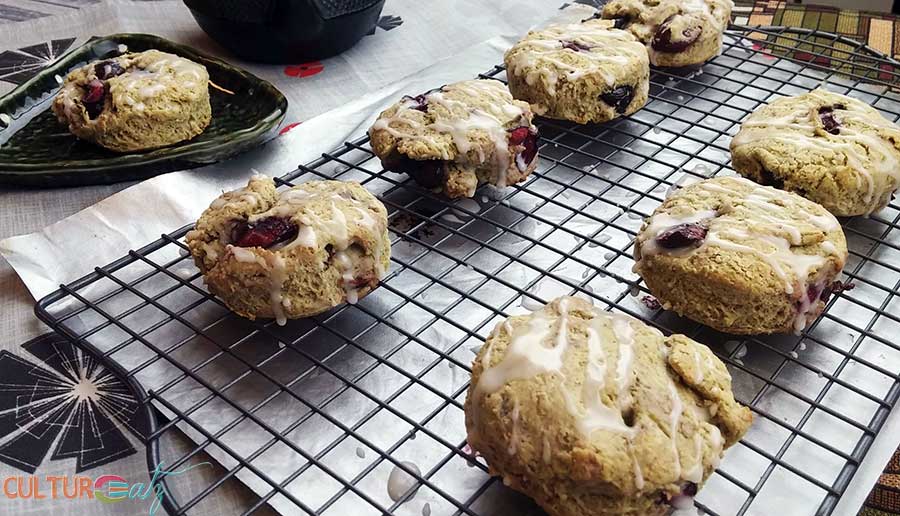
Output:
633 176 848 335
369 79 539 198
504 19 650 124
465 296 752 516
730 89 900 216
601 0 733 67
52 49 211 152
186 174 390 324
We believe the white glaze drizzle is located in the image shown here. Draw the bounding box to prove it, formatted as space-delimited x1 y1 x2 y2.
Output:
692 350 704 383
474 312 559 398
682 433 705 483
474 298 723 489
267 254 289 326
215 178 386 325
542 436 552 463
507 398 521 455
570 317 635 435
371 79 531 188
635 177 842 306
612 316 636 415
668 381 684 480
505 22 646 95
731 89 900 215
104 50 208 110
630 440 645 491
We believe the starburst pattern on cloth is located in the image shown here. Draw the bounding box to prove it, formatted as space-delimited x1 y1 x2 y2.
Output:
0 37 75 85
0 334 148 473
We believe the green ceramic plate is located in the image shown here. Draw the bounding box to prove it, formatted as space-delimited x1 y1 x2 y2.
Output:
0 34 288 187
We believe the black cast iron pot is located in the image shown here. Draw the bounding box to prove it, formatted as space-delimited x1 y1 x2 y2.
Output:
183 0 385 63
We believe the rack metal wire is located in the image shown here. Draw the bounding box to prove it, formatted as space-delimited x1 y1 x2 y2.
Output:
35 25 900 516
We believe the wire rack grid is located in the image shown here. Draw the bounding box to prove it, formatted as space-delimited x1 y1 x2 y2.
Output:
34 25 900 516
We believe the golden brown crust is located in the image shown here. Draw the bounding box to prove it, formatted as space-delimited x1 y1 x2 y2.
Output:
464 297 752 516
601 0 733 67
634 176 847 335
52 50 210 152
186 175 390 322
503 19 649 124
368 79 538 198
730 88 900 216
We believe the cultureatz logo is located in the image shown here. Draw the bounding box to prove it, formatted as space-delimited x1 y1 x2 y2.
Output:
1 462 210 515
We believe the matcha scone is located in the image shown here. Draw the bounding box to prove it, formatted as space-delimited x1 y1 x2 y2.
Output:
504 19 649 124
53 49 211 152
465 296 752 516
633 176 848 335
601 0 734 67
186 174 390 324
369 79 539 198
731 89 900 216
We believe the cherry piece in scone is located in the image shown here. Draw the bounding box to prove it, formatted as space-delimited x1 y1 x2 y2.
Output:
652 16 702 53
655 222 708 249
600 85 635 114
509 127 539 171
232 217 299 248
82 79 106 119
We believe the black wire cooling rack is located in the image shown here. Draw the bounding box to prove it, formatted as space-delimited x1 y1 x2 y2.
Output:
35 25 900 516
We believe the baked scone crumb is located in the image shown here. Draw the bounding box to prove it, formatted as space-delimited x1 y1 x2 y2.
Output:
730 88 900 216
369 79 539 198
186 174 390 324
52 49 211 152
634 176 848 334
601 0 733 67
504 19 650 124
465 296 752 516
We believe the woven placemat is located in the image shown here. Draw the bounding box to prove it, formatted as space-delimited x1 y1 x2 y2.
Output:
738 0 900 58
862 450 900 514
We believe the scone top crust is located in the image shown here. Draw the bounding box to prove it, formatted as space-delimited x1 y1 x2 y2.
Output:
186 174 390 324
634 176 847 334
730 88 900 216
369 79 538 191
503 19 648 98
602 0 733 64
465 297 751 516
54 49 209 128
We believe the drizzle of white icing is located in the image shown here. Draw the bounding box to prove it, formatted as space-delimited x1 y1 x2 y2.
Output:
387 461 421 502
612 316 636 415
505 22 646 95
692 350 704 383
267 254 289 326
569 317 635 435
214 178 387 324
334 250 359 304
507 398 521 455
668 381 684 480
682 433 705 483
371 79 530 188
542 436 552 463
228 245 262 264
629 440 645 491
474 298 726 488
732 89 900 215
475 305 560 398
635 177 843 304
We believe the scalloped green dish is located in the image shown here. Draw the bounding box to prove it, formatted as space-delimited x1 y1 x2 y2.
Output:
0 33 287 187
